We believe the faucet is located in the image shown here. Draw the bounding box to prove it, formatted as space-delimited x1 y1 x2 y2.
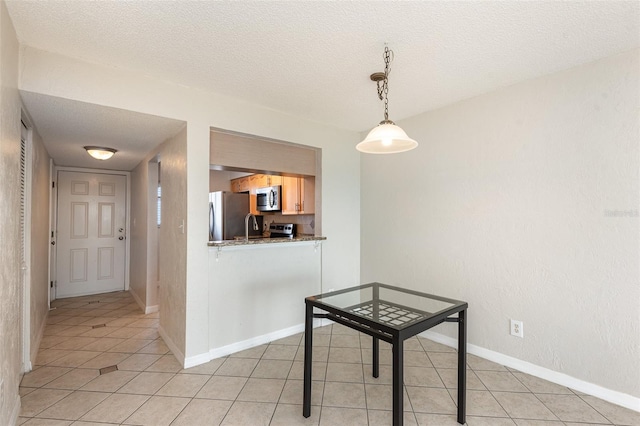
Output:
245 213 259 240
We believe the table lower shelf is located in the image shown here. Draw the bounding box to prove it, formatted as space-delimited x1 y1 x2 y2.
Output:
345 299 432 328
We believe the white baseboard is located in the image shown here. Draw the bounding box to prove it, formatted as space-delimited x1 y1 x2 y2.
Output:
182 323 310 368
210 323 306 360
420 330 640 413
183 352 212 369
8 392 20 426
129 288 145 313
129 289 157 314
30 309 49 367
144 305 159 314
177 320 638 412
158 325 185 368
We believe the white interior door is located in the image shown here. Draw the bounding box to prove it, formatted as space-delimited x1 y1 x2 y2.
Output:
56 170 127 298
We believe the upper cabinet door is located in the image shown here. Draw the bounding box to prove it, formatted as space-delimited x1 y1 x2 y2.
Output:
268 175 282 186
299 177 315 214
282 176 315 215
230 176 250 192
281 176 300 215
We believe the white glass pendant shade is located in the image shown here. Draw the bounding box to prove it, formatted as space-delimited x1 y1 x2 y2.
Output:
356 121 418 154
84 146 116 160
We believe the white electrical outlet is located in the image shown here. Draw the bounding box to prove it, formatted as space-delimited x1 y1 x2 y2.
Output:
510 319 524 338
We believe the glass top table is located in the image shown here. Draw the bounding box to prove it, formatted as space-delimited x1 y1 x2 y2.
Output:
302 282 468 426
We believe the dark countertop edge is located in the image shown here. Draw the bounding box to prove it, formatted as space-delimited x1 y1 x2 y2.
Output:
208 236 326 247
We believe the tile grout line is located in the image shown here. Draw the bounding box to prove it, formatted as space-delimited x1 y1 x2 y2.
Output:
575 391 618 425
354 325 372 425
20 293 638 426
508 369 562 424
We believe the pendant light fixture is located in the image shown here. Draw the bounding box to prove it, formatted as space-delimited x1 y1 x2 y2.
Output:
356 46 418 154
84 146 117 160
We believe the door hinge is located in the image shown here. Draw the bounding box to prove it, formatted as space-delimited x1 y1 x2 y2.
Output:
50 281 53 288
52 181 55 188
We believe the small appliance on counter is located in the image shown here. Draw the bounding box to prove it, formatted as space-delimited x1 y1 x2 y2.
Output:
256 185 281 212
269 223 296 239
209 191 262 241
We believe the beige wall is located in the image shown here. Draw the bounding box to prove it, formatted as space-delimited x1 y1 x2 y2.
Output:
28 126 51 364
130 127 184 316
158 126 188 357
361 50 639 402
146 160 160 309
19 46 361 364
209 170 237 192
0 0 24 423
131 126 189 357
130 154 150 310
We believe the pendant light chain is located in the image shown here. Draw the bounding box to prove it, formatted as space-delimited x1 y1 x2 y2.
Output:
376 46 393 121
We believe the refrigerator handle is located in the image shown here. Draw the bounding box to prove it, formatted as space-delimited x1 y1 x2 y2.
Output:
209 202 214 241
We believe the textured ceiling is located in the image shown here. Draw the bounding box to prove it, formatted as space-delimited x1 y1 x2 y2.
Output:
6 1 640 168
21 92 185 171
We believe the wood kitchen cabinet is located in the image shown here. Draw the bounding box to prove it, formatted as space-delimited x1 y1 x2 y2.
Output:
230 176 250 193
251 174 282 188
267 175 282 187
231 174 287 215
282 176 315 215
231 174 282 193
231 174 314 216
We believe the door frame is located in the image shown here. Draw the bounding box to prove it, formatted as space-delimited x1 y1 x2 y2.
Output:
51 166 131 298
20 117 33 372
48 158 56 305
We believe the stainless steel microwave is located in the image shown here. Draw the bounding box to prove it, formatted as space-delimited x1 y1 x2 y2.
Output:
256 185 281 212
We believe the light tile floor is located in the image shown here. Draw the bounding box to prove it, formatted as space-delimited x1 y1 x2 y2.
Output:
17 291 640 426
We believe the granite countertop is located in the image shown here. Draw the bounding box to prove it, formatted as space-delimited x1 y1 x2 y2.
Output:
208 235 326 247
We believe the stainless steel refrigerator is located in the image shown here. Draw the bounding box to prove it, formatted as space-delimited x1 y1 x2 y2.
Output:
209 191 262 241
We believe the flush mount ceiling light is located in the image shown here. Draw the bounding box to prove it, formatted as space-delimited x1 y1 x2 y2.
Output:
356 46 418 154
84 146 117 160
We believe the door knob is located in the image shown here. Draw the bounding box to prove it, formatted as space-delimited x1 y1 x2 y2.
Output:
51 241 55 245
118 236 124 240
119 228 124 232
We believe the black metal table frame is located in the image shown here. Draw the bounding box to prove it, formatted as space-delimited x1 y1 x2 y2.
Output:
303 282 467 426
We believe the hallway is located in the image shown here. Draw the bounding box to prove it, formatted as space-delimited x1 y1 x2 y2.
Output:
18 292 640 425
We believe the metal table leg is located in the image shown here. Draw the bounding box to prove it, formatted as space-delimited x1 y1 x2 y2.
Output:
457 309 466 425
392 336 404 426
372 283 380 378
303 302 313 418
372 336 379 378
